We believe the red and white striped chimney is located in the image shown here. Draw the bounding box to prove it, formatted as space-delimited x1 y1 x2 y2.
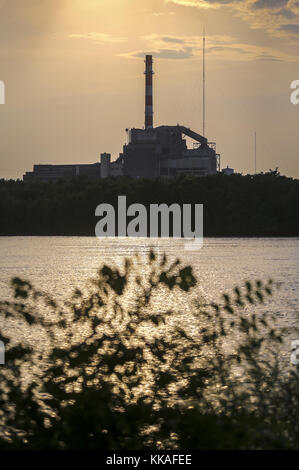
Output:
145 55 154 129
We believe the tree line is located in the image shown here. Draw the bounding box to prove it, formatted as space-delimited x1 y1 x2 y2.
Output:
0 171 298 236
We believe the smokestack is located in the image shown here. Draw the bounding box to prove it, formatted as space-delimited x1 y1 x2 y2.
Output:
145 55 154 129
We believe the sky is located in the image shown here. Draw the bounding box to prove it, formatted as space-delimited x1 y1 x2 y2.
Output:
0 0 298 179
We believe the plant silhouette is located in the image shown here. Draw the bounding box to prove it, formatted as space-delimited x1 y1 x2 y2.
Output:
0 251 298 449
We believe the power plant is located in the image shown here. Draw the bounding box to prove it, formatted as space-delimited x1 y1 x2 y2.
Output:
23 54 221 182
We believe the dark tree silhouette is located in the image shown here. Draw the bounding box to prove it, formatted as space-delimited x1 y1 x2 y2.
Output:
0 172 298 236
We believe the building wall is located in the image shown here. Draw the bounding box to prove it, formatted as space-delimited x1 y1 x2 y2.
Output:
23 163 101 182
160 155 217 177
100 153 111 178
110 162 123 176
222 167 234 175
123 127 217 178
123 145 159 178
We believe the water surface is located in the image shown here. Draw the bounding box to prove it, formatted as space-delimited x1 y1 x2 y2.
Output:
0 237 298 358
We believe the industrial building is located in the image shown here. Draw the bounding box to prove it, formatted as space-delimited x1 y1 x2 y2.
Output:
222 166 235 175
23 154 122 182
23 55 220 182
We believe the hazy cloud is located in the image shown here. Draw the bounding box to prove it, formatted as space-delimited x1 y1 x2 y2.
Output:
280 22 299 32
272 7 297 18
253 0 289 8
166 0 299 36
255 54 283 61
153 11 176 16
69 33 128 44
166 0 240 7
160 36 186 43
129 48 194 59
123 33 297 62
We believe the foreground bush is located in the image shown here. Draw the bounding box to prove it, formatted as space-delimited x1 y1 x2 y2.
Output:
0 251 298 449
